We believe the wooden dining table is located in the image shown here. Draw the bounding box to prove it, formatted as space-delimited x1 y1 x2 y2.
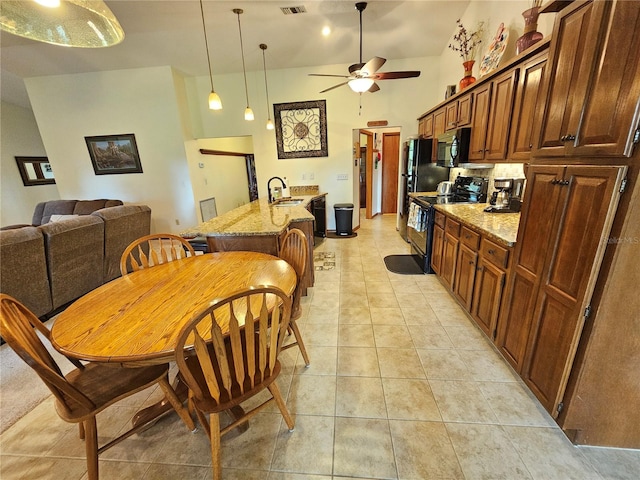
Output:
51 251 296 426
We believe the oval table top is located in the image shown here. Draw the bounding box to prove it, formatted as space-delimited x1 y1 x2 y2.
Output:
51 251 296 365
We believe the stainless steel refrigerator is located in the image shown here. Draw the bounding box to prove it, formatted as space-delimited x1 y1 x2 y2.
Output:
399 138 450 241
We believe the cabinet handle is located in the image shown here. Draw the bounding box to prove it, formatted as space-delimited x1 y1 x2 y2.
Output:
488 249 495 255
551 178 559 185
477 266 484 272
529 144 533 149
560 179 570 186
566 134 576 141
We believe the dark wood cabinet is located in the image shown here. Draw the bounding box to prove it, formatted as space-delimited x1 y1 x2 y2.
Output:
468 84 491 161
431 223 444 274
419 114 433 138
497 164 626 417
445 93 472 131
533 0 640 158
441 217 460 290
472 258 506 338
509 51 548 160
431 109 446 161
454 243 477 310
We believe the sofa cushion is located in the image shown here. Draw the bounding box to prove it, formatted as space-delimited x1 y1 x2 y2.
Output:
0 227 52 317
73 199 123 215
36 200 77 225
38 216 104 310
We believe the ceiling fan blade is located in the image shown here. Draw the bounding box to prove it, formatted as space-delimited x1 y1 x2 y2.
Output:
309 73 351 78
368 82 380 93
372 71 421 80
320 81 350 93
361 56 386 76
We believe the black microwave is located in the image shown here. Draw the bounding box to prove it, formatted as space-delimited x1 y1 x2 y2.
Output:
436 128 471 167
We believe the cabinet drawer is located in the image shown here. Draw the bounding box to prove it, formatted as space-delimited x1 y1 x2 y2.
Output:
460 227 480 250
445 218 461 237
480 238 509 269
434 211 446 228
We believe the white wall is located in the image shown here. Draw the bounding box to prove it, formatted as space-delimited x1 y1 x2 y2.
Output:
24 67 197 233
0 101 59 226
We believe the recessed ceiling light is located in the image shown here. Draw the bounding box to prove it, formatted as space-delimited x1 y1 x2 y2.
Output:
322 25 331 36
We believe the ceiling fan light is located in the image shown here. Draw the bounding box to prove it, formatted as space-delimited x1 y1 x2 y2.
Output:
208 91 222 110
348 77 375 93
244 107 255 121
0 0 124 48
266 118 275 130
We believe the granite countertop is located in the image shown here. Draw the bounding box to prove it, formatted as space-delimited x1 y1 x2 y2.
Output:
433 203 520 247
181 194 324 238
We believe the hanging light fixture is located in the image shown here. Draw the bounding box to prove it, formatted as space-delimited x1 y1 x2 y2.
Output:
348 77 375 93
233 8 254 121
260 44 274 130
0 0 124 48
199 0 222 110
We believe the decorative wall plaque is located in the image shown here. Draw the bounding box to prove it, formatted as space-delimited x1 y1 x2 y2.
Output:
274 100 328 159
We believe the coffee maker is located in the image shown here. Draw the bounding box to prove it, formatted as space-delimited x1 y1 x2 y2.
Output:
486 177 525 213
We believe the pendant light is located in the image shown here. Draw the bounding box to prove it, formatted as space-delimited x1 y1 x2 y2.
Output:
0 0 124 48
199 0 222 110
260 44 274 130
233 8 254 121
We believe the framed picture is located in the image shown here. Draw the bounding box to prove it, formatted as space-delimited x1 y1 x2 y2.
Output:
274 100 328 159
85 133 143 175
15 156 55 186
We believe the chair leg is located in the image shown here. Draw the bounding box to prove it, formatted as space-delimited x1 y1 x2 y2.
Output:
158 377 196 431
289 320 311 366
268 382 295 432
209 413 222 480
84 417 99 480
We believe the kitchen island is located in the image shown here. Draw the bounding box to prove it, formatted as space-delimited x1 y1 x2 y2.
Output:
181 193 326 294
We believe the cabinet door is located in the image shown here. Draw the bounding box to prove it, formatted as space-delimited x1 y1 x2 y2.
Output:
454 243 477 310
509 52 548 161
472 259 506 338
431 224 444 274
457 94 472 127
441 233 459 290
468 84 491 160
445 102 459 131
496 165 566 372
431 109 446 160
420 114 434 138
532 0 597 156
568 0 640 157
485 69 519 161
523 165 626 416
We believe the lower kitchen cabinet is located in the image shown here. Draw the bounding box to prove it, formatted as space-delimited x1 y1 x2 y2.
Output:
471 259 506 338
440 217 461 290
431 222 444 274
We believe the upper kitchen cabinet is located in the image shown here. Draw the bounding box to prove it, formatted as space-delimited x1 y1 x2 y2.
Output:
419 114 433 139
445 93 472 131
508 51 548 160
431 108 447 161
532 0 640 158
469 69 519 162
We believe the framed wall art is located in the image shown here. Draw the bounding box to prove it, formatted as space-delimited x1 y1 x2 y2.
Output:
274 100 328 159
85 133 143 175
15 156 55 186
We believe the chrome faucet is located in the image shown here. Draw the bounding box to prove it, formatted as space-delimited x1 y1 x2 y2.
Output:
267 176 287 203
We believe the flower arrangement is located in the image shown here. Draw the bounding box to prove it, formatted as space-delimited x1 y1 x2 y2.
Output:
448 19 483 62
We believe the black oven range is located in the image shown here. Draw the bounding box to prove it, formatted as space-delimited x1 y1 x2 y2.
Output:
406 176 488 273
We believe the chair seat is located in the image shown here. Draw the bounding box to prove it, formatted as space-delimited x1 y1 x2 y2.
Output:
56 362 170 422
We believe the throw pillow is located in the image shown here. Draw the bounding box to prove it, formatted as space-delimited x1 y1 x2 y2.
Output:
48 214 79 223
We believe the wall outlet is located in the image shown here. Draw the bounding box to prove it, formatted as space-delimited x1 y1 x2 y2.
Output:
309 172 315 180
337 173 348 180
301 173 307 180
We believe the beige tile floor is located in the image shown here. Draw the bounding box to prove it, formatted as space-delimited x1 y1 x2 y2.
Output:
2 213 639 479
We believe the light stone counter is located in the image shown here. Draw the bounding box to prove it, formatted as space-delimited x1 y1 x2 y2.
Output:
433 203 520 247
181 195 324 238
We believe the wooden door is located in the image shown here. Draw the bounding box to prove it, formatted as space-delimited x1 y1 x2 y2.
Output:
431 109 446 161
522 165 626 417
496 165 566 372
532 0 597 156
457 94 472 127
472 259 506 338
431 224 444 274
445 102 459 131
454 244 477 310
468 84 491 160
509 52 547 160
485 69 518 161
568 0 640 157
419 115 433 138
382 132 400 214
441 233 459 290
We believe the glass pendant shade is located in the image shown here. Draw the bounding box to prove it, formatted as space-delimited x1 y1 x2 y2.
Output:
244 107 255 121
0 0 124 48
348 77 374 93
208 91 222 110
266 119 275 130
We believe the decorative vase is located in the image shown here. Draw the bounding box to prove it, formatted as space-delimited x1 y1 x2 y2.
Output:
516 7 544 54
459 60 476 90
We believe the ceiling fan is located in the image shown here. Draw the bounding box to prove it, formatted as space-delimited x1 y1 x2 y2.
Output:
309 2 421 93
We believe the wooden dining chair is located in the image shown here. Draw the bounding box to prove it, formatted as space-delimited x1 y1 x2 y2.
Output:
0 294 195 480
120 233 196 275
279 228 311 366
174 285 295 480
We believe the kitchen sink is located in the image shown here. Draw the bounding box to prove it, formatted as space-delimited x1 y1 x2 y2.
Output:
273 198 304 207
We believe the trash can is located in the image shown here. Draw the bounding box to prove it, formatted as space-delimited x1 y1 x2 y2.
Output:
334 203 354 236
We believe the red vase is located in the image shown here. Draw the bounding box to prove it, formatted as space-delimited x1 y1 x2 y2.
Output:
459 60 476 90
516 7 544 54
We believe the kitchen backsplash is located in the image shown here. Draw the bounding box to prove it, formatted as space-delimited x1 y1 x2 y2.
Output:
290 185 320 195
450 163 526 198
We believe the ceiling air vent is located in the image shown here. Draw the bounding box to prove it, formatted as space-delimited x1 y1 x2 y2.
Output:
281 6 307 15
